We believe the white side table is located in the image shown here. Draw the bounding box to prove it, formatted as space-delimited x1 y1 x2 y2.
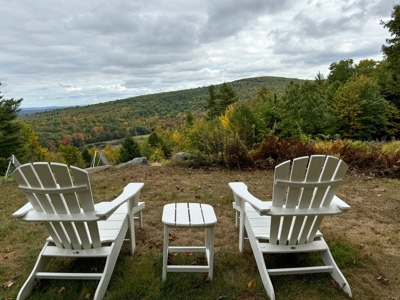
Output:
162 203 217 281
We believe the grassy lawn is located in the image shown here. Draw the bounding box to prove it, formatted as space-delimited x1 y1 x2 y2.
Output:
1 164 399 299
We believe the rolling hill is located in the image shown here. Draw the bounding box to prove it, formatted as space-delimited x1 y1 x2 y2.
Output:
20 76 304 148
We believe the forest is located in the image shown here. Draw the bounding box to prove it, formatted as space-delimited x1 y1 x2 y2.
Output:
1 4 400 177
19 76 303 148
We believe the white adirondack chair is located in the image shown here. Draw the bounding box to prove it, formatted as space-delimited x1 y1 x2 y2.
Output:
229 155 352 299
12 162 145 300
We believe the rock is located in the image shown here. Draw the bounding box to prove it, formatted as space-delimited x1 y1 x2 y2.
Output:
117 157 148 168
171 152 189 161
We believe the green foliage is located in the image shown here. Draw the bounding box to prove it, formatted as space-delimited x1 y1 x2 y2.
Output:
20 76 299 149
0 84 27 174
57 145 85 168
81 148 92 167
277 81 329 138
379 4 400 108
205 83 239 119
226 104 258 147
331 75 388 140
327 58 355 84
118 136 141 163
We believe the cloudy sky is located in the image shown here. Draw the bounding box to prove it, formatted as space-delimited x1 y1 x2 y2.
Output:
0 0 394 108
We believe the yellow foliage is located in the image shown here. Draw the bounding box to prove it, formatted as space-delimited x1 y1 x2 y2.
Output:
219 104 236 129
102 144 119 164
219 115 230 129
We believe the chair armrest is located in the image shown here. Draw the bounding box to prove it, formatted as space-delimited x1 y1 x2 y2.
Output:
331 195 351 211
229 182 270 214
96 182 144 219
13 202 34 218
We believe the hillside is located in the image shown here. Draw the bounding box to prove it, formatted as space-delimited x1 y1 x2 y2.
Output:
21 76 304 148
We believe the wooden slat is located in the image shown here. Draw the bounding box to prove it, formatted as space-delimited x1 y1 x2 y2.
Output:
162 203 176 226
298 215 316 244
275 179 342 188
313 156 339 207
175 203 190 226
200 204 217 226
21 164 54 214
70 166 94 212
12 167 43 212
286 156 308 207
35 272 103 280
33 163 68 215
323 159 348 206
272 160 290 207
50 163 82 214
268 266 333 275
189 203 204 226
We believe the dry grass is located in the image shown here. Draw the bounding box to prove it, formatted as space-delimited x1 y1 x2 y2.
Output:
1 164 399 299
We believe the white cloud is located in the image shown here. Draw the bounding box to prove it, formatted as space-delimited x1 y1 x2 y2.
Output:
0 0 394 107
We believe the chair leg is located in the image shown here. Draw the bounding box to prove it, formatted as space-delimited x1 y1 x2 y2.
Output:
127 211 136 255
235 210 239 228
245 217 276 300
206 226 215 279
320 238 352 297
94 219 128 300
17 244 51 300
239 209 245 252
138 211 143 228
162 225 169 281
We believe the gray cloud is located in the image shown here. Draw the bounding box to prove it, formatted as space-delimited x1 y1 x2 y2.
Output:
0 0 394 107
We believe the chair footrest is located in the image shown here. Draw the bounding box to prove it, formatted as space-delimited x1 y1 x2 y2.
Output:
35 272 103 280
268 265 334 276
167 266 209 272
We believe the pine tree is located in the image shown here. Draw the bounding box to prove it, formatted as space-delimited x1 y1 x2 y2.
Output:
0 82 25 173
205 83 239 119
118 136 140 163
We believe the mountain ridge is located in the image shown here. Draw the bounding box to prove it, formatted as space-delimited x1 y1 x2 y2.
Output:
20 76 305 147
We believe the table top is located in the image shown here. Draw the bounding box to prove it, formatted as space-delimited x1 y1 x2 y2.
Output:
162 203 217 227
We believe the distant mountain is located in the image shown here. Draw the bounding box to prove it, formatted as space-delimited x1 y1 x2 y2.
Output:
19 106 70 116
21 76 305 147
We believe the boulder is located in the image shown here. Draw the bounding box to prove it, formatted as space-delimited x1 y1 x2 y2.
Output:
117 157 148 168
171 152 190 161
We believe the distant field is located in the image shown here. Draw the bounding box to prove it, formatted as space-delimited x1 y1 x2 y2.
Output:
84 135 150 149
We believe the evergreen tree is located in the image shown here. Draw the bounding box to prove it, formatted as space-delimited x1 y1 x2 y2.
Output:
380 4 400 108
205 83 239 119
82 147 92 167
148 132 160 147
119 136 140 163
0 82 25 174
205 85 219 119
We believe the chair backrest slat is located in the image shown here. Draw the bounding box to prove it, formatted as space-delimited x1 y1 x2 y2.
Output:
13 163 100 250
271 155 348 245
13 165 43 212
33 163 68 214
18 164 55 213
322 159 348 206
69 165 99 248
270 160 290 244
50 163 82 213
